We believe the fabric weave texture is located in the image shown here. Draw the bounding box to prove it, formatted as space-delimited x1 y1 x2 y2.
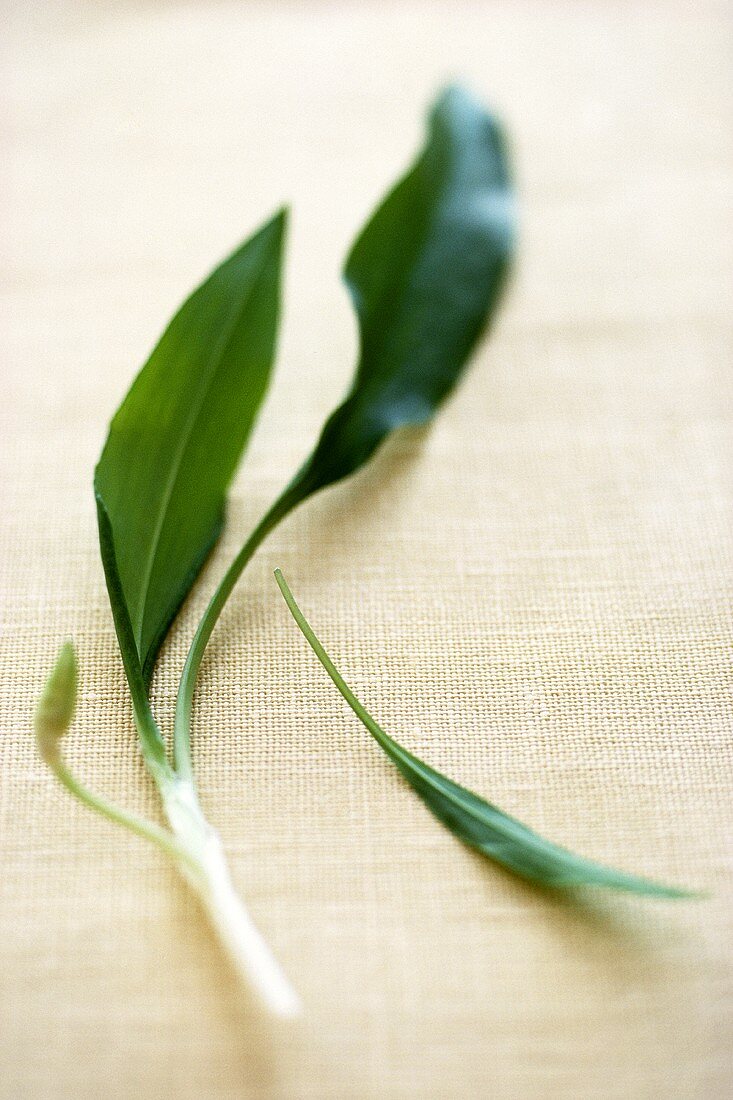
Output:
1 1 731 1097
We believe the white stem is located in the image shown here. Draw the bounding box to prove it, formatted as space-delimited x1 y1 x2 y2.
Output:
162 779 301 1018
195 830 301 1017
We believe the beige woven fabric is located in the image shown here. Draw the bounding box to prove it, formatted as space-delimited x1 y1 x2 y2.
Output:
2 1 731 1096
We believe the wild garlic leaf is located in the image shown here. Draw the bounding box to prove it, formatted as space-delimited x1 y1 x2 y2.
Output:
95 210 287 689
274 570 694 899
175 85 515 767
279 83 514 508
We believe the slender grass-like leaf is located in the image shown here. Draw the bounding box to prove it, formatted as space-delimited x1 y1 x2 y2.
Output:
274 570 694 898
95 210 287 691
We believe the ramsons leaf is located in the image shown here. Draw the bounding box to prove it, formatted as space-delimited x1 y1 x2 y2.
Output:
281 83 514 506
175 86 516 767
94 210 287 689
274 570 694 898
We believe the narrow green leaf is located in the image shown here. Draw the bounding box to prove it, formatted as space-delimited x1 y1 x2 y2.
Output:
284 83 514 503
274 570 695 899
94 210 287 688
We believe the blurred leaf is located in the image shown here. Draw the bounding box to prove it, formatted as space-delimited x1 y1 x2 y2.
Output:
275 570 694 899
282 84 514 507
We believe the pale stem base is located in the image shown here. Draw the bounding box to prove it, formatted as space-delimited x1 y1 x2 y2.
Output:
163 779 301 1018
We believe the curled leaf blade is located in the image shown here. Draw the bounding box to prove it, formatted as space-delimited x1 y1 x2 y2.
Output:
284 83 514 502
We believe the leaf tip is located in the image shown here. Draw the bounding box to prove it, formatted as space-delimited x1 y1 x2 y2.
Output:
266 205 289 245
658 885 709 901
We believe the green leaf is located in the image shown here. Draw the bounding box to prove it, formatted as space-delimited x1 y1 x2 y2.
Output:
284 83 514 503
274 570 696 899
94 210 287 689
174 86 516 775
174 86 513 774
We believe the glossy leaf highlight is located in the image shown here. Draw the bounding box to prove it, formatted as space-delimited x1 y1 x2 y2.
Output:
284 83 514 504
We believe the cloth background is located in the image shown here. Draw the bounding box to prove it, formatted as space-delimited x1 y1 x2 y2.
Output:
2 1 731 1096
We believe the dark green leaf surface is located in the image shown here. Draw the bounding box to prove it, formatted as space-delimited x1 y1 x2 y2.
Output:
95 210 286 687
280 83 514 508
275 570 693 899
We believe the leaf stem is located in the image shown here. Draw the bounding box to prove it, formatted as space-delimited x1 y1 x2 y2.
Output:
173 489 300 782
49 758 301 1013
273 569 395 753
159 777 301 1016
48 757 196 870
198 846 301 1017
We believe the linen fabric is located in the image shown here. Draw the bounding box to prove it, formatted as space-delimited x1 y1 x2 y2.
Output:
2 2 731 1096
